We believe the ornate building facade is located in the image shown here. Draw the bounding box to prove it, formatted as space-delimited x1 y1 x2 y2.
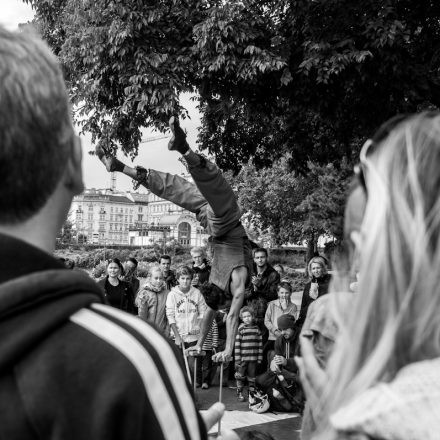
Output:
69 187 208 247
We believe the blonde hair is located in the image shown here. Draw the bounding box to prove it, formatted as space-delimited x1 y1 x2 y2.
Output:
316 113 440 438
147 264 163 279
307 256 328 278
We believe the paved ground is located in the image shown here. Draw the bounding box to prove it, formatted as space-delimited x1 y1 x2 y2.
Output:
196 379 302 440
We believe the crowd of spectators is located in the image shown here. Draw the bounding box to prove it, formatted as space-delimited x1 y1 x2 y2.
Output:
4 22 438 440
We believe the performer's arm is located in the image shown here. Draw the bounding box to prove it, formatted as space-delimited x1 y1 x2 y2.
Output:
212 266 247 362
195 307 216 348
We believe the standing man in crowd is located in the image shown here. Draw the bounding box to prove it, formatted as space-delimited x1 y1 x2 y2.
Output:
191 246 211 288
251 248 280 302
247 248 280 355
96 117 253 362
160 254 177 290
0 26 236 440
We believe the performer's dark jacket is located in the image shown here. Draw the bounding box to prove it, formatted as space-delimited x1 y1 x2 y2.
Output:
0 233 206 440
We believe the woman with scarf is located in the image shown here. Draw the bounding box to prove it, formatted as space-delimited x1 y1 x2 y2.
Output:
136 265 170 337
297 257 331 328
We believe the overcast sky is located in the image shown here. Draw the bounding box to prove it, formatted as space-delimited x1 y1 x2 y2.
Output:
2 0 202 193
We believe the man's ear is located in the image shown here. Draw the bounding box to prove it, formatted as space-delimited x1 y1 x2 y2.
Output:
64 135 84 195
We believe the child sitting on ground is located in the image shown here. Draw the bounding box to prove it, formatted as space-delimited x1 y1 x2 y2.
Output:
256 314 303 412
136 265 169 336
234 307 263 402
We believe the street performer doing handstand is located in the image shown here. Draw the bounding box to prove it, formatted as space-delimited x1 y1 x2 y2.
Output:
96 117 253 362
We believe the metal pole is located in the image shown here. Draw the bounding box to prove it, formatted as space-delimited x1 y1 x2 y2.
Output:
181 343 192 383
218 362 224 436
193 356 198 395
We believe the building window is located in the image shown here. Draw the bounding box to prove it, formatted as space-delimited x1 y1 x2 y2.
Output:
138 206 142 212
88 213 93 220
178 222 191 246
138 214 143 222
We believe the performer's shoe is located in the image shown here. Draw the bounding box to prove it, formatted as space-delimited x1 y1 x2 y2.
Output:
95 145 124 173
168 116 189 154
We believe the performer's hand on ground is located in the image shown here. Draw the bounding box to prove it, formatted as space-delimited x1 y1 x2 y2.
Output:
212 350 232 363
295 335 327 409
174 335 182 346
201 402 240 440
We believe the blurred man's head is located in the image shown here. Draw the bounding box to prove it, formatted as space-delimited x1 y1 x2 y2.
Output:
159 255 171 274
253 248 268 269
190 247 205 267
0 26 83 246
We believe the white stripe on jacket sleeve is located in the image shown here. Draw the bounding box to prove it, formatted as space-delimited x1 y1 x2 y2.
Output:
90 303 202 440
70 307 199 440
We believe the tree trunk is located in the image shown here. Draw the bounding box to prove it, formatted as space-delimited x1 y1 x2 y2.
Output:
305 231 316 273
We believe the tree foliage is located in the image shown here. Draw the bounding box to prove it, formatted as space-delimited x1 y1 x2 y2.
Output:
233 155 352 246
24 0 439 168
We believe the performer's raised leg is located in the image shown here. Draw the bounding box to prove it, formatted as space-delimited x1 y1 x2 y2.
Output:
95 146 207 219
168 117 240 221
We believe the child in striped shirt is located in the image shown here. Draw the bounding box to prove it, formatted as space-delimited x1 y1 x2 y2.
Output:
234 306 263 401
201 319 219 389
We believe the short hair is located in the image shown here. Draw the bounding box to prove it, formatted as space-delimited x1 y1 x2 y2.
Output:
239 306 254 318
175 265 193 279
190 246 204 256
127 257 138 267
253 248 268 258
0 26 73 224
277 281 292 293
160 255 171 262
107 258 124 275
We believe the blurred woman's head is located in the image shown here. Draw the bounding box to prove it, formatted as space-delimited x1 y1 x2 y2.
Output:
318 112 440 438
107 258 124 278
148 265 164 288
307 256 328 279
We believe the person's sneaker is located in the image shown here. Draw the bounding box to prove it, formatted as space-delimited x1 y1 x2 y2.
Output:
237 390 245 402
201 383 209 389
168 116 189 154
95 145 124 173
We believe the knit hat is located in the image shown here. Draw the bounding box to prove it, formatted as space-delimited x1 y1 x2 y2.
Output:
277 314 296 330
